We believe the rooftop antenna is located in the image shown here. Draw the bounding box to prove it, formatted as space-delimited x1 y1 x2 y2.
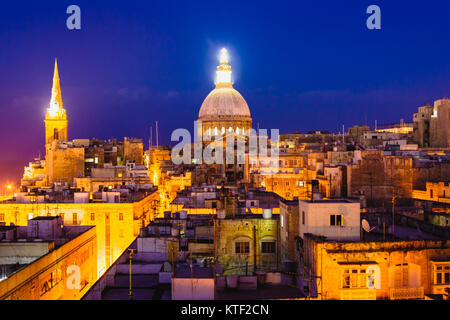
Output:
156 121 159 148
149 126 153 148
375 120 378 131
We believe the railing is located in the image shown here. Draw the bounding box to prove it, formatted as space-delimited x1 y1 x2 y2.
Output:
389 287 424 300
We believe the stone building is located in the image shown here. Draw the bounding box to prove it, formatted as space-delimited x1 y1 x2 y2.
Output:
0 188 158 279
279 198 299 262
0 217 97 300
22 60 146 189
300 234 450 300
430 99 450 148
214 213 280 275
414 99 450 148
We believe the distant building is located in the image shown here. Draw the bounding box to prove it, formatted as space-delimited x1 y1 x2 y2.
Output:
414 99 450 148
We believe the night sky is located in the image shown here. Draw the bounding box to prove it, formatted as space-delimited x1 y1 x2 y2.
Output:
0 0 449 185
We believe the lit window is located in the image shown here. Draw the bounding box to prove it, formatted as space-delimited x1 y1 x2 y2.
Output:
434 264 450 285
342 268 370 289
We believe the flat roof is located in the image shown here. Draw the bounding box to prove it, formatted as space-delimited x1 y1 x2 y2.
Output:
300 199 356 204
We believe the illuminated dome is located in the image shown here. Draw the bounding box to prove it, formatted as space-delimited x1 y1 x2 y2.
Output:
199 86 251 121
198 48 252 135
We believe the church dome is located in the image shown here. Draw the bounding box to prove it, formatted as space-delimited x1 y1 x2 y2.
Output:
198 85 251 121
198 48 252 122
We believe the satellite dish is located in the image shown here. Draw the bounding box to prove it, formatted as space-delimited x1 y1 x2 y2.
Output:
362 219 375 232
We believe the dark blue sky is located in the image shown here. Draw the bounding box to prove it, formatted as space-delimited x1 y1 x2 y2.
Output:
0 0 449 183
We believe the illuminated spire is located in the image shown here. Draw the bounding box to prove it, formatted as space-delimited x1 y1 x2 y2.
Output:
215 48 232 87
47 58 65 118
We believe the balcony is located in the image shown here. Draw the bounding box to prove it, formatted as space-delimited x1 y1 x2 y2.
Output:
389 287 424 300
340 289 376 300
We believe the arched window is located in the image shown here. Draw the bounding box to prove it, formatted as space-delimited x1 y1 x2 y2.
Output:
54 128 59 140
221 127 225 134
214 127 218 135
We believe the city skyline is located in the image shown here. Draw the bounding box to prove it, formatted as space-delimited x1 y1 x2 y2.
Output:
1 1 450 184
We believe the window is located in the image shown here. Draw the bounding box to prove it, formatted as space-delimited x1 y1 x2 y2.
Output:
72 213 78 225
302 211 305 225
330 214 343 226
90 213 95 221
430 189 433 199
261 241 276 254
342 269 370 289
435 264 450 285
393 264 409 288
119 213 124 221
0 213 4 222
235 242 250 254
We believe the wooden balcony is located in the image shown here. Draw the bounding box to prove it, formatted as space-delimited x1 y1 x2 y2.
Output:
389 287 424 300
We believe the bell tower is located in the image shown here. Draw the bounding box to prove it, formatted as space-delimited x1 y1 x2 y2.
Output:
44 59 68 147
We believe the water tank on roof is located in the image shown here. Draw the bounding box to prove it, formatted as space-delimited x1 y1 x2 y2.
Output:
217 209 226 219
179 210 188 219
74 192 89 203
263 208 273 219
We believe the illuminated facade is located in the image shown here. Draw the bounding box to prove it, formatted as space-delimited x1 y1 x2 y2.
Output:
45 59 68 147
0 191 158 279
300 234 450 300
0 218 97 300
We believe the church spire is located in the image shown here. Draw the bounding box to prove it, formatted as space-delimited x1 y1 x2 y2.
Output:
215 48 233 88
47 58 65 118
